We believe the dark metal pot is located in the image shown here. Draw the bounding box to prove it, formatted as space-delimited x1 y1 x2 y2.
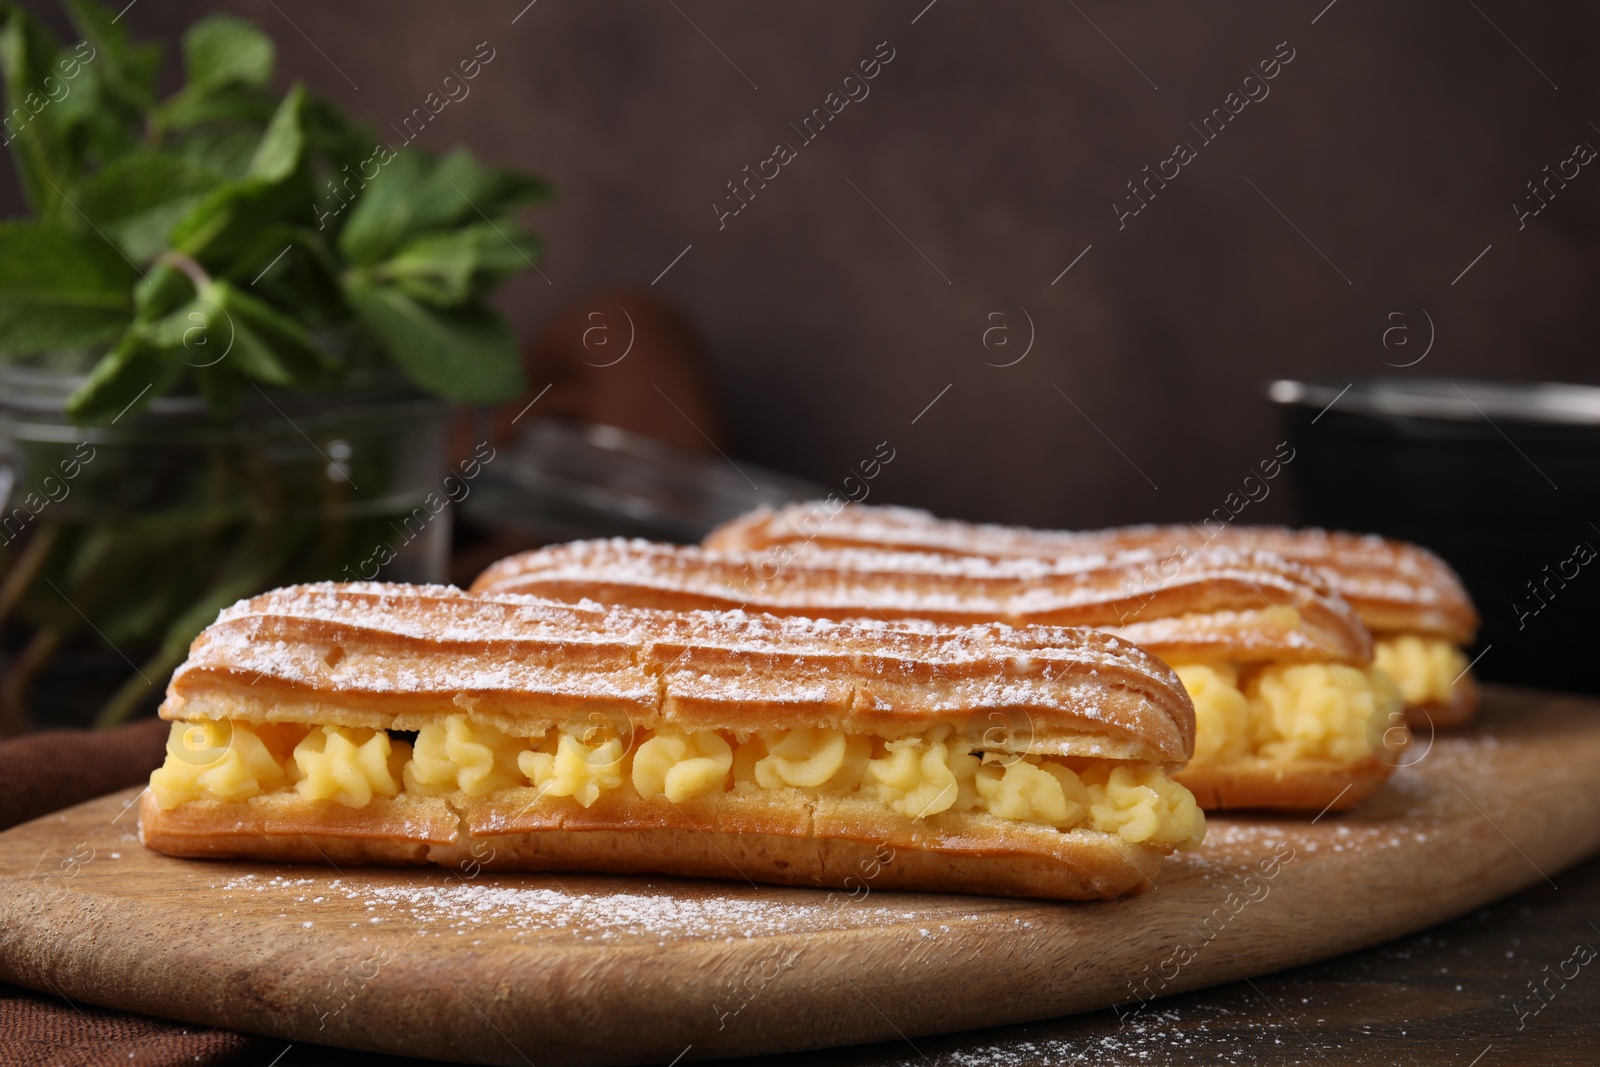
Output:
1270 378 1600 696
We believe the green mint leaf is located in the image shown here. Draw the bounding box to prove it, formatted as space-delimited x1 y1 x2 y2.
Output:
168 178 291 264
0 8 68 219
62 0 161 113
335 148 427 265
248 82 306 182
338 147 550 266
424 148 553 220
207 279 337 386
173 127 262 178
50 48 145 169
464 219 542 288
0 221 137 352
373 223 540 306
63 328 184 425
72 151 224 262
302 92 374 174
132 293 219 350
170 91 313 267
134 279 335 392
183 14 273 90
223 227 346 327
159 81 279 132
132 261 195 323
371 227 481 306
345 280 522 401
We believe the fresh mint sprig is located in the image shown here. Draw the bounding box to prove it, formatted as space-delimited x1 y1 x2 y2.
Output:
0 1 550 423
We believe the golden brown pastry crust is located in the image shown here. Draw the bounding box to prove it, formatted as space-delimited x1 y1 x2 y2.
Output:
471 539 1373 667
706 503 1479 645
443 789 1163 900
160 583 1196 764
140 582 1195 900
1173 756 1392 813
433 826 1158 901
137 790 454 865
136 788 1163 900
1403 670 1479 730
468 542 1405 814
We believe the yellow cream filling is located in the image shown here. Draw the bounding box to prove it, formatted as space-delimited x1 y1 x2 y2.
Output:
292 726 407 807
148 720 296 806
404 714 522 797
148 715 1205 848
519 730 628 806
633 726 734 802
1373 635 1468 706
1170 660 1401 767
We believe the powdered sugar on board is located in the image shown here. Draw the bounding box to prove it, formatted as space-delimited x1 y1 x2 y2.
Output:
210 872 1006 944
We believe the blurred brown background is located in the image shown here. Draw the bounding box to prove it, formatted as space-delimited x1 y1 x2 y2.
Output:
8 0 1597 528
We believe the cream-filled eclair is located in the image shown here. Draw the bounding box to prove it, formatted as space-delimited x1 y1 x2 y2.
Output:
140 583 1205 900
472 539 1406 813
707 503 1478 729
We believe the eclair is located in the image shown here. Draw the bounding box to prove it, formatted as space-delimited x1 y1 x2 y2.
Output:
473 539 1406 812
707 502 1479 728
139 583 1205 900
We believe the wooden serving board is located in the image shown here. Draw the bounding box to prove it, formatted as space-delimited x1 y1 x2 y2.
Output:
2 684 1598 1066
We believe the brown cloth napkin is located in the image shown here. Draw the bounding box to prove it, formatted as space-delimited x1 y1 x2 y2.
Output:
0 718 167 834
0 719 275 1066
0 983 268 1067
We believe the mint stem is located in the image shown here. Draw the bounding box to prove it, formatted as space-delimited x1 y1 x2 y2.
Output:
156 250 213 292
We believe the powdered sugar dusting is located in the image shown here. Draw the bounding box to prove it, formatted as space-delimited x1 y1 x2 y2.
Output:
167 581 1192 755
211 872 999 943
474 538 1365 654
720 501 1476 638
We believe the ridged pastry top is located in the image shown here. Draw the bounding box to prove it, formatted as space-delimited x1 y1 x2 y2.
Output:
160 582 1196 763
707 502 1478 644
474 539 1373 666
